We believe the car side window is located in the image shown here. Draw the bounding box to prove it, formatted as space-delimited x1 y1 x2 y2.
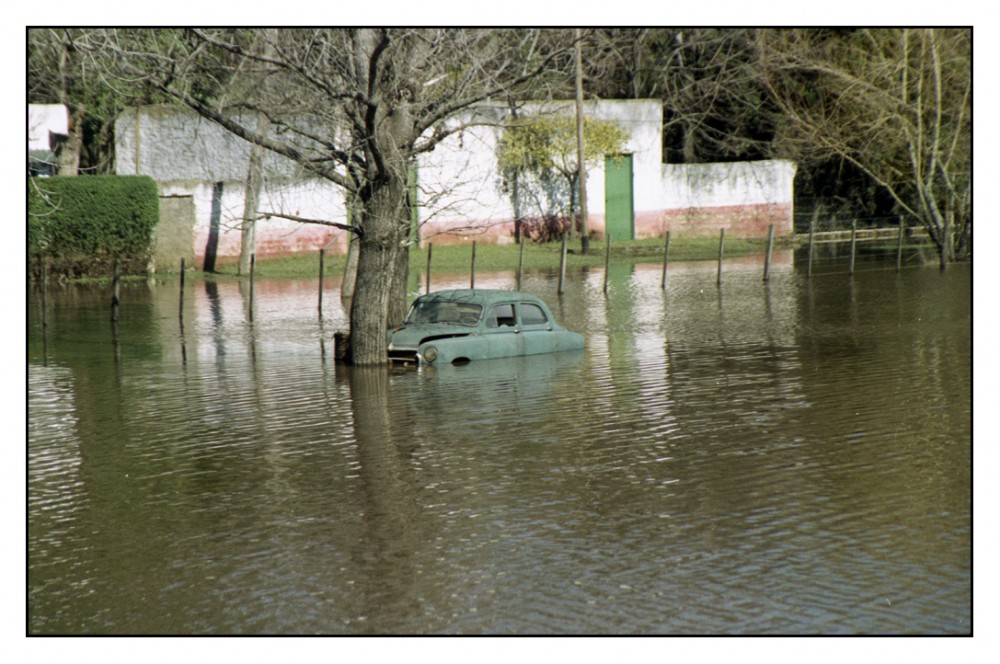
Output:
519 303 548 326
486 304 516 328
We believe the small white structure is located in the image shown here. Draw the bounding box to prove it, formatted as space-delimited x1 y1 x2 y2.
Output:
29 104 69 175
114 102 796 267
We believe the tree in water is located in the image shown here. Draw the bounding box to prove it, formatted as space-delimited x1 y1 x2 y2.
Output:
86 28 574 363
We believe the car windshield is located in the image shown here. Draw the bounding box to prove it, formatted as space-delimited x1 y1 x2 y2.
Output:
405 300 483 326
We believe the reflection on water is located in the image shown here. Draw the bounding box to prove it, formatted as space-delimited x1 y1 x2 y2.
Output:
27 257 971 634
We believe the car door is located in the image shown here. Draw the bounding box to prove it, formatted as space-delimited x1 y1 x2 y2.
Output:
517 301 554 356
482 302 523 359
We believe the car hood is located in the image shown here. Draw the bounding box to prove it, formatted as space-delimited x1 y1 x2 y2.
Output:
387 323 473 348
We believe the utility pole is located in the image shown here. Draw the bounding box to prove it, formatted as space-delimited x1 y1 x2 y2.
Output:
575 28 590 255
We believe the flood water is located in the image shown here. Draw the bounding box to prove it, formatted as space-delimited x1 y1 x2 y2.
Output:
27 254 971 634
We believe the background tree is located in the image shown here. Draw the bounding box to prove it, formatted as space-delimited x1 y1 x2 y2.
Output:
28 28 134 175
758 28 971 266
83 28 572 364
584 28 777 163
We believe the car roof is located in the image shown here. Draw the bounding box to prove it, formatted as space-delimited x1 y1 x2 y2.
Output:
414 289 547 308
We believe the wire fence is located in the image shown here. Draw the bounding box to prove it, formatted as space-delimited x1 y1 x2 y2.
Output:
792 212 939 276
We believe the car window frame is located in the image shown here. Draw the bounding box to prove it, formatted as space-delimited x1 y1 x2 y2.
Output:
485 302 518 330
517 301 550 327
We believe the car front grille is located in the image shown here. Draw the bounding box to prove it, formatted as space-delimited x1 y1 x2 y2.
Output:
388 349 419 364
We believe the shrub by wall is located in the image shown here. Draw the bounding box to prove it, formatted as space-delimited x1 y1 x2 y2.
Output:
29 175 159 278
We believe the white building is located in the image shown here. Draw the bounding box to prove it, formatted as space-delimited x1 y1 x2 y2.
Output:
28 103 69 175
113 101 796 269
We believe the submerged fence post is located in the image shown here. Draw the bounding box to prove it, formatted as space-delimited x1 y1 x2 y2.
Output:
426 243 433 294
318 247 325 315
661 230 671 289
111 257 121 323
896 216 905 272
470 240 477 289
179 257 185 322
248 252 256 322
558 235 567 295
849 220 857 275
716 228 725 287
763 224 775 282
603 233 612 295
807 217 815 278
41 257 49 361
517 239 525 290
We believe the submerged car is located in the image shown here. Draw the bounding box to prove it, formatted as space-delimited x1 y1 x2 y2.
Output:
387 289 584 366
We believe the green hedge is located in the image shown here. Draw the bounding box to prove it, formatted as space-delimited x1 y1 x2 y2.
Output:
29 175 159 277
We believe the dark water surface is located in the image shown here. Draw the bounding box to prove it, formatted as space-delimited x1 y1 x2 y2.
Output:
27 257 971 634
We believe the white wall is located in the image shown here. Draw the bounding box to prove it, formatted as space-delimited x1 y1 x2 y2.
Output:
115 101 797 263
662 160 798 209
29 104 69 151
416 99 664 240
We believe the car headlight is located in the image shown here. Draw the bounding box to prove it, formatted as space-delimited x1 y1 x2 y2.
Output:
422 346 438 363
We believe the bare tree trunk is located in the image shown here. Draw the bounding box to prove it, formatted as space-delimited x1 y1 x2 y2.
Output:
341 232 361 305
238 31 277 277
388 241 410 328
349 174 407 365
575 29 590 255
238 116 268 277
57 106 84 176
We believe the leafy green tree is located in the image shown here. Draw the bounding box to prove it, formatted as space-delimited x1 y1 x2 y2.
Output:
497 114 628 242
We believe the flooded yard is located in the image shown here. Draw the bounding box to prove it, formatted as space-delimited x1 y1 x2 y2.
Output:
27 254 971 634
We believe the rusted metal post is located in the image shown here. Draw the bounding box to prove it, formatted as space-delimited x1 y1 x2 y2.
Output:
558 235 567 295
716 229 725 287
661 230 670 289
763 223 775 282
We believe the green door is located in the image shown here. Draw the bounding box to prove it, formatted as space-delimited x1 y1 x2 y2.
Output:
604 154 634 240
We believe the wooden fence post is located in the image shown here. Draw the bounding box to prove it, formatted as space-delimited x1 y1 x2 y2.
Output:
318 248 325 315
603 233 612 295
763 223 775 282
249 252 256 321
179 257 185 322
111 257 121 322
716 229 725 287
849 220 857 275
470 240 477 289
517 239 525 290
661 230 670 289
426 243 433 294
558 235 567 295
41 256 48 343
896 216 905 272
807 217 815 278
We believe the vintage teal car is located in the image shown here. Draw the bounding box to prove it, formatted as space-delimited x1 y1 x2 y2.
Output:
387 289 584 366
